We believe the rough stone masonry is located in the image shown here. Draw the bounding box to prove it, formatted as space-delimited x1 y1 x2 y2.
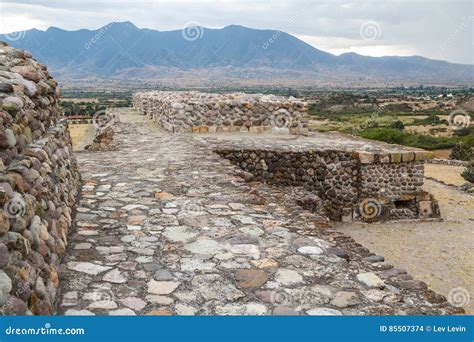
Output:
133 91 309 134
134 91 440 222
0 42 80 314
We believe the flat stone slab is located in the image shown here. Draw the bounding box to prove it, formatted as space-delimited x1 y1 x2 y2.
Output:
194 131 434 162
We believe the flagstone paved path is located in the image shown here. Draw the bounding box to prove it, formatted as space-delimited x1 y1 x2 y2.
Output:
57 110 461 315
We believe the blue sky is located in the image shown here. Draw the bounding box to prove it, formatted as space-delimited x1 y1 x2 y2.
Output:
0 0 472 64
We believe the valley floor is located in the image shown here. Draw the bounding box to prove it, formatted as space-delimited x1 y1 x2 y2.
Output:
58 109 463 315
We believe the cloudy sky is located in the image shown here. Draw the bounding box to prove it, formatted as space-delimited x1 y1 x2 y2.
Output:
0 0 472 64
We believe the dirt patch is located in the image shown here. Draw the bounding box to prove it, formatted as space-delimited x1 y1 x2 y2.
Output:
69 124 96 151
337 179 474 314
425 164 469 186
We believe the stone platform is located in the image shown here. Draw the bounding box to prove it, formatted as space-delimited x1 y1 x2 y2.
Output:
193 131 438 222
57 110 460 316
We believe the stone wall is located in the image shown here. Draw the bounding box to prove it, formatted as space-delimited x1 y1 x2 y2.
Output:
216 147 438 222
133 91 308 134
0 42 80 314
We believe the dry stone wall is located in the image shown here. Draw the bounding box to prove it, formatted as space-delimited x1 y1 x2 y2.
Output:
133 91 309 134
0 42 80 314
217 147 438 222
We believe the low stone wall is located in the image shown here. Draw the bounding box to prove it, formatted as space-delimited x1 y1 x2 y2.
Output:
133 91 308 134
0 42 80 314
217 147 438 222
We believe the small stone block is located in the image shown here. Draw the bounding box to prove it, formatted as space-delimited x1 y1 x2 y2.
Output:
299 127 309 135
379 154 390 163
341 208 353 222
208 126 217 133
199 126 209 133
401 152 415 162
239 127 249 133
415 151 434 161
358 152 374 164
191 126 200 133
390 153 402 163
249 126 264 133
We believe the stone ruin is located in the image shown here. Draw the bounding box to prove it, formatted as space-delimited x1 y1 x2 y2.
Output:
0 43 448 316
0 42 80 314
134 91 440 223
133 91 309 134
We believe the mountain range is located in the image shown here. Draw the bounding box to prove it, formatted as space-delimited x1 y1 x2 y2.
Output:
1 21 473 87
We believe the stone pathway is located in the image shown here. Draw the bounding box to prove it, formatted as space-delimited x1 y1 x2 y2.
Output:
58 110 460 315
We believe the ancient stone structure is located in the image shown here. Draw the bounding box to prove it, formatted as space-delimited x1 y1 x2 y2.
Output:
58 112 462 316
85 127 114 151
133 91 309 134
133 91 439 222
0 42 80 314
195 132 439 222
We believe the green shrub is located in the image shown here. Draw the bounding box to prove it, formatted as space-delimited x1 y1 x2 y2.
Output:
359 128 458 150
411 114 448 126
461 160 474 183
450 143 473 161
390 120 405 130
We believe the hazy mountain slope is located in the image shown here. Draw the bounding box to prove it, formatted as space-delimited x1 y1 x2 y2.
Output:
1 21 472 85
